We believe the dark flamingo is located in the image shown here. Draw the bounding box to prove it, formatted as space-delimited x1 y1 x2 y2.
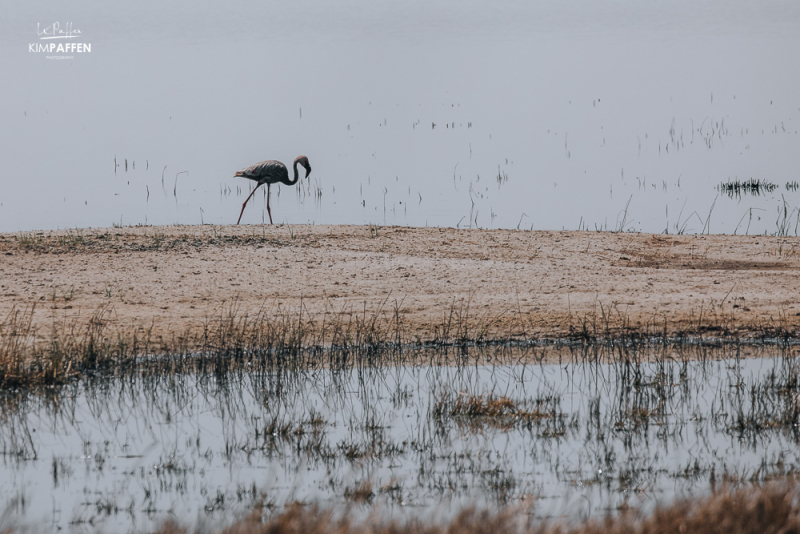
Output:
234 155 311 224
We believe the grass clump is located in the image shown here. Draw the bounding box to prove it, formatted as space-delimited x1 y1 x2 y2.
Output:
56 228 85 249
434 392 564 432
15 232 43 249
0 304 138 388
343 479 375 503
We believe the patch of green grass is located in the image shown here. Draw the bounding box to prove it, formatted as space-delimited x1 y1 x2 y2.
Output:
16 232 42 249
56 229 85 249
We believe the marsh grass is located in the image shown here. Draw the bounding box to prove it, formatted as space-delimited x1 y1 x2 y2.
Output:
566 294 800 345
2 291 800 389
728 358 800 441
0 304 136 388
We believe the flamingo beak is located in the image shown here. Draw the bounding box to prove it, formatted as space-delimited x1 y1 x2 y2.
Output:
305 165 312 178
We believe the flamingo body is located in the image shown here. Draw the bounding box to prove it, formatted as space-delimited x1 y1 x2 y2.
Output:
233 155 311 224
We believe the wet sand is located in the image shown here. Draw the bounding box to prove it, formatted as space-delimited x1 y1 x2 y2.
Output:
1 225 799 349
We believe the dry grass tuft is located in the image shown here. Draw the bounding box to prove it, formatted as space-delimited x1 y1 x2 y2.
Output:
580 482 800 534
452 394 519 418
344 480 375 504
434 393 562 432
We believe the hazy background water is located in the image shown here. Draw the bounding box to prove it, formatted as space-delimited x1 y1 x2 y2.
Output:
1 0 799 233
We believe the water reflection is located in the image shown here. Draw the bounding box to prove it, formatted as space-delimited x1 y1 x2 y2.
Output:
2 344 800 531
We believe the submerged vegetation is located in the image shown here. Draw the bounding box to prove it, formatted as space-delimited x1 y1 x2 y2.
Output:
5 342 800 530
719 178 778 197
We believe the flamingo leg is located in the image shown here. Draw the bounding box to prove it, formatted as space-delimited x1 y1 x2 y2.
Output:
237 183 262 225
266 183 273 224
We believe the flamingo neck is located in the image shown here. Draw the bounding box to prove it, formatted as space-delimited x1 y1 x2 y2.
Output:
289 160 300 185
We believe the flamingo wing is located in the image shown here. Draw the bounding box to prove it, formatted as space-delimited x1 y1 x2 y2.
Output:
235 160 288 183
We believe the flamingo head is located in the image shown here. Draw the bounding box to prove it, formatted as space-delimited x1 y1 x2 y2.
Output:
295 155 312 178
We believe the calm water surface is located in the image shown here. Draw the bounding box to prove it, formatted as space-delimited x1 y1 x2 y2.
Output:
1 1 799 233
2 347 800 531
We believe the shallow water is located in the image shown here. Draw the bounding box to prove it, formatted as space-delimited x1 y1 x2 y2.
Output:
3 346 800 531
1 1 799 234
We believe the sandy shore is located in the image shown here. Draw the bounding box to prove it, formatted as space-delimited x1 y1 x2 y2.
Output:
2 224 799 349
